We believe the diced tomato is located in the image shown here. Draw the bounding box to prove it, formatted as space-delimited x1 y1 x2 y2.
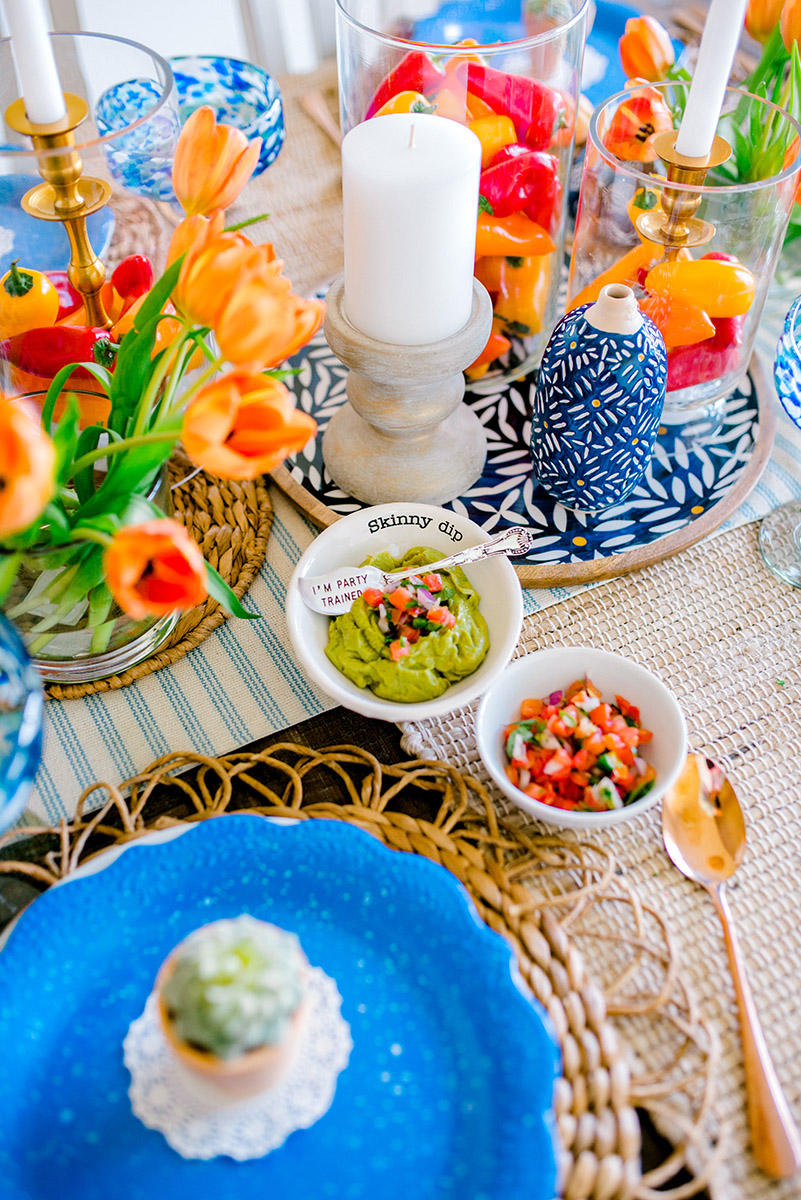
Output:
615 694 641 723
520 697 544 719
389 639 409 662
422 573 443 592
584 730 605 756
505 764 519 785
427 606 450 625
638 728 653 744
542 746 573 780
406 627 421 643
362 588 383 607
387 587 412 610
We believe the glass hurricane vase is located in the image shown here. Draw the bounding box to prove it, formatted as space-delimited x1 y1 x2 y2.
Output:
335 0 589 379
569 83 801 436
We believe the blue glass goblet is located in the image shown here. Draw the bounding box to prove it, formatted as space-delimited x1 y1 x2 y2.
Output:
760 296 801 587
0 615 43 833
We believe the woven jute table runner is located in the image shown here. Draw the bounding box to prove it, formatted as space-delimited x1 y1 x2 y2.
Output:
401 519 801 1200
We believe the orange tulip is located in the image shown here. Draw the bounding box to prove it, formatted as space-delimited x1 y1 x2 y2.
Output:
182 371 317 480
172 219 324 367
104 519 207 620
782 0 801 49
215 271 325 367
166 211 225 270
172 106 261 217
0 396 55 538
619 16 675 82
603 86 674 162
746 0 783 40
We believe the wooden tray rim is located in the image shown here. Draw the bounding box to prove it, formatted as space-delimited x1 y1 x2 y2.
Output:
270 353 776 589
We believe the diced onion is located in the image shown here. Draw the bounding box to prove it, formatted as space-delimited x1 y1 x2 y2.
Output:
518 769 530 789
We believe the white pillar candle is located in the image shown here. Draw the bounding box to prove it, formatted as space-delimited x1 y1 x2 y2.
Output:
2 0 66 125
674 0 747 160
342 113 481 345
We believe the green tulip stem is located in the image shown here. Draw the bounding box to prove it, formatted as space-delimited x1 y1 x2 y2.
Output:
69 433 178 480
133 326 192 437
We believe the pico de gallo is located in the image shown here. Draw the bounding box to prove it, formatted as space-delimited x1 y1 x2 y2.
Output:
503 677 655 812
362 571 457 663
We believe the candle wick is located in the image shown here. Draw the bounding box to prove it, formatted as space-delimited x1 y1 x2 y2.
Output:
408 123 416 149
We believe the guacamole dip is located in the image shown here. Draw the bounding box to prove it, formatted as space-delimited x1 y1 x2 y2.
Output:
324 547 490 703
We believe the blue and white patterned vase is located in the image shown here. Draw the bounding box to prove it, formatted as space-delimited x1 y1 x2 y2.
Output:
530 284 667 511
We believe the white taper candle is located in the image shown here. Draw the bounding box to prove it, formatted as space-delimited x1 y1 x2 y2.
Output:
2 0 66 125
674 0 748 159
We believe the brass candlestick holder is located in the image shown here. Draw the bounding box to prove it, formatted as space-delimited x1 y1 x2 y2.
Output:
635 129 732 258
5 92 112 328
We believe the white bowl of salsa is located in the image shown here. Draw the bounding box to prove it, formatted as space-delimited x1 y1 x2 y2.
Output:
287 503 524 722
475 647 687 829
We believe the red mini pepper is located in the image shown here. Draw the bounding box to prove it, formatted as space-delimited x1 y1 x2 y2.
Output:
111 254 153 302
365 51 445 119
456 61 561 150
45 270 84 322
481 146 561 231
0 324 117 379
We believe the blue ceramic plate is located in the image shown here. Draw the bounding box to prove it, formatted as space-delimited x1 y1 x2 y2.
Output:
0 814 559 1200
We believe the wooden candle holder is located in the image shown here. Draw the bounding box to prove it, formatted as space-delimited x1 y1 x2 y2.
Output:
322 277 493 506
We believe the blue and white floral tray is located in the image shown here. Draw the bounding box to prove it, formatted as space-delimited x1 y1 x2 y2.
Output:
274 335 774 587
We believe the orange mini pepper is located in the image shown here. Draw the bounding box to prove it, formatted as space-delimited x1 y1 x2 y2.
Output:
644 258 755 318
466 318 512 378
638 291 715 349
568 243 664 310
475 211 555 258
468 114 518 168
492 255 551 336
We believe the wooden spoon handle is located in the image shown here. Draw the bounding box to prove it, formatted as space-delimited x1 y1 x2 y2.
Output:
712 884 801 1177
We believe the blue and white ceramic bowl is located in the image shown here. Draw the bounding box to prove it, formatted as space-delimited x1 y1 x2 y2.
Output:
0 615 43 833
169 55 285 177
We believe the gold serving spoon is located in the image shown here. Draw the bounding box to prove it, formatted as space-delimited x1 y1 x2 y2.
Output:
663 753 801 1177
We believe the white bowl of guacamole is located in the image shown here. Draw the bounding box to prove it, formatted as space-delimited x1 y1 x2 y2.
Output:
286 503 524 722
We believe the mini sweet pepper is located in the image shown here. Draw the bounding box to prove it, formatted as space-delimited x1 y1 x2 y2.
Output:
0 260 59 337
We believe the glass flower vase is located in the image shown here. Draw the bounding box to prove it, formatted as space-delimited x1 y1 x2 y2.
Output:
2 471 177 685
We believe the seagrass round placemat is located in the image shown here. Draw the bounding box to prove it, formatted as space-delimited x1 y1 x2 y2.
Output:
0 743 724 1199
45 452 273 701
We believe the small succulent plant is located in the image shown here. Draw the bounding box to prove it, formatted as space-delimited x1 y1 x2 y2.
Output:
161 915 305 1060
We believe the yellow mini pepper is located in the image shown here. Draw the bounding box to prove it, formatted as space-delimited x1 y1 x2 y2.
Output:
375 90 435 116
644 258 755 318
468 114 518 168
491 255 551 336
0 260 59 337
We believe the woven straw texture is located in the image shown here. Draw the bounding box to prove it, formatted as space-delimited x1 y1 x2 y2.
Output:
2 743 683 1200
401 519 801 1200
45 453 273 700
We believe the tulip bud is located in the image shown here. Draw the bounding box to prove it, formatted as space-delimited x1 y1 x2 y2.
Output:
782 0 801 50
619 16 675 83
745 0 783 41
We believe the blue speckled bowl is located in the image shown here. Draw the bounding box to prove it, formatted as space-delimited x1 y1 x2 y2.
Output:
0 814 559 1198
169 55 285 177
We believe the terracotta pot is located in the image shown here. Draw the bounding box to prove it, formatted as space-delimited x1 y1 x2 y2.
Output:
156 955 307 1101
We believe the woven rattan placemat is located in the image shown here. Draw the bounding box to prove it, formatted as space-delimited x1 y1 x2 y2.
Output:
46 453 273 700
401 519 801 1200
1 742 732 1199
